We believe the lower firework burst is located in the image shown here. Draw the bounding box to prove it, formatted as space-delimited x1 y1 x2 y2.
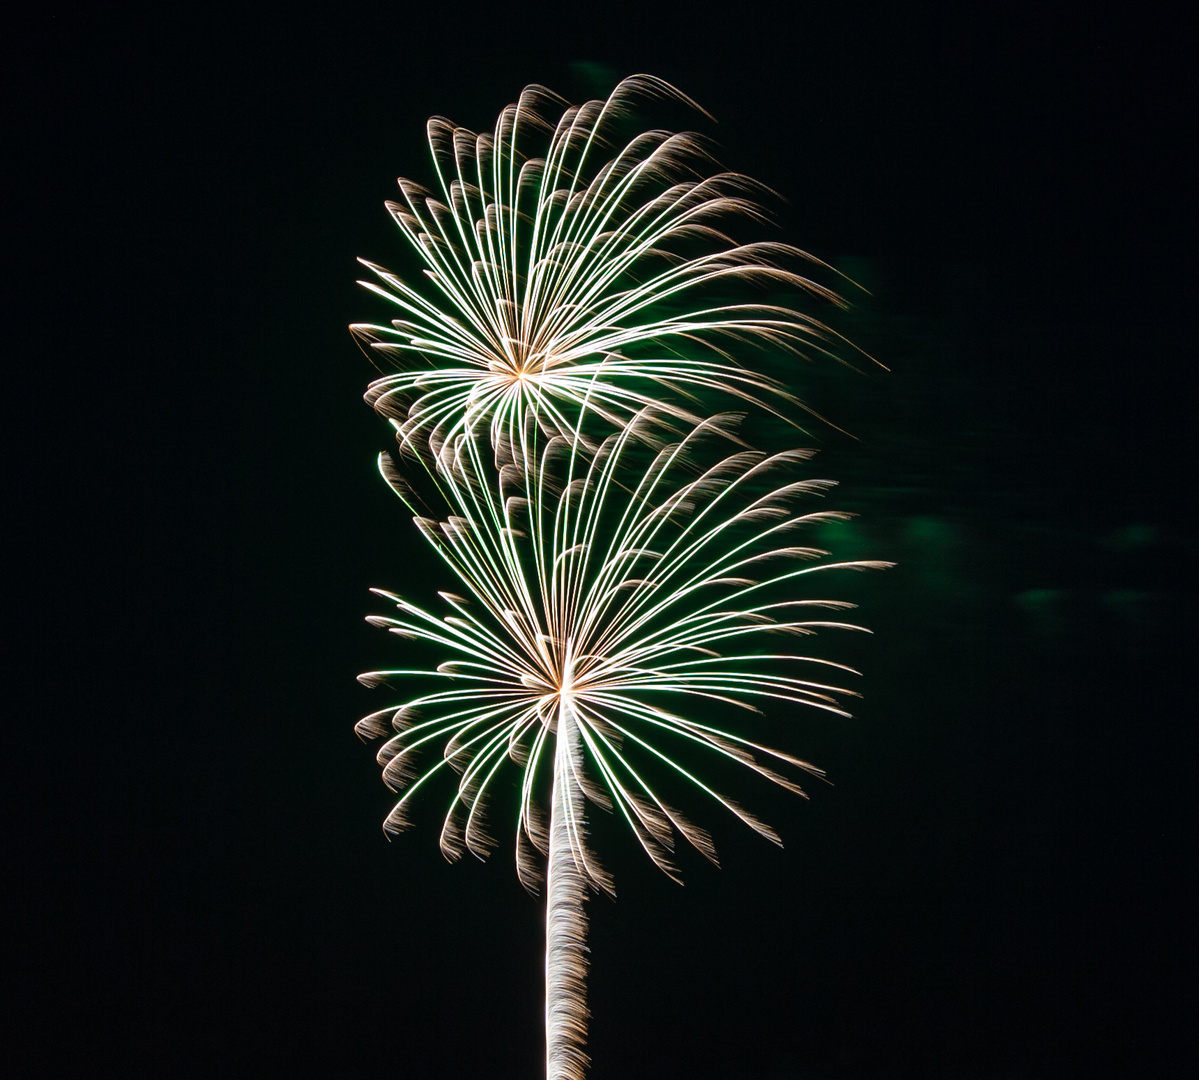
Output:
356 407 890 1078
358 408 887 884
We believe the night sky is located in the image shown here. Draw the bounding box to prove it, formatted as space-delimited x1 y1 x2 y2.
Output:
10 5 1194 1078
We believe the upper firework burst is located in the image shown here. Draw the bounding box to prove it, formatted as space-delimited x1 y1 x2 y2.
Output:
352 75 855 460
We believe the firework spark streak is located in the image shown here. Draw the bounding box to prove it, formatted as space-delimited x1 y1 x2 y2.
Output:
353 77 887 1080
352 74 868 462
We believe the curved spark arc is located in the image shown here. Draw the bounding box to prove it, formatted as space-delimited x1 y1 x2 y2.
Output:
357 408 891 894
353 75 874 464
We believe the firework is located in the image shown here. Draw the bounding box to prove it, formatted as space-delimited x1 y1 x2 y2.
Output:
352 74 863 463
352 78 887 1080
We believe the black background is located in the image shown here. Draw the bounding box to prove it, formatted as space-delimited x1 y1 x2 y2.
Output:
8 4 1194 1078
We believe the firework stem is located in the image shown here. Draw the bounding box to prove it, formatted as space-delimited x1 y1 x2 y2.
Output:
546 700 591 1080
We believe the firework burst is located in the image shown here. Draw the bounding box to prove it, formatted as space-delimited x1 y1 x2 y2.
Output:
359 410 885 885
353 74 864 461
